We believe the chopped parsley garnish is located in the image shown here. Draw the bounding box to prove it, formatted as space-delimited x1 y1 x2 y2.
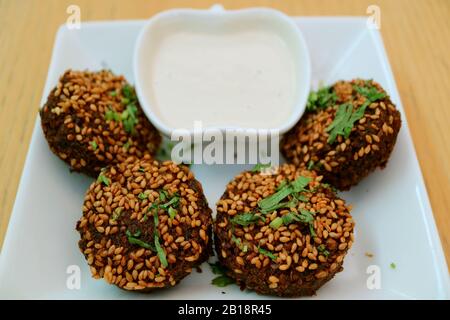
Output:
326 84 387 144
105 107 121 122
230 212 265 226
160 195 180 209
291 176 312 193
159 190 168 202
231 235 248 253
276 180 288 191
269 210 316 234
258 176 311 213
97 173 110 186
258 247 277 261
121 104 138 134
122 84 135 100
104 85 139 134
317 244 330 257
123 140 131 150
212 275 235 287
258 186 293 212
90 140 98 151
168 207 177 220
138 192 147 200
307 160 315 170
111 208 122 221
109 90 117 97
153 211 168 268
269 217 284 229
326 102 367 144
154 235 168 268
125 229 155 251
138 167 145 173
354 85 386 102
252 163 271 172
306 86 337 112
209 262 235 287
256 176 317 236
390 262 396 269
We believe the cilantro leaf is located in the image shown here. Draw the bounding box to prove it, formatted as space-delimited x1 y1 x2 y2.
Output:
326 103 367 144
306 86 337 112
212 275 235 287
230 213 265 226
252 163 271 172
258 247 277 261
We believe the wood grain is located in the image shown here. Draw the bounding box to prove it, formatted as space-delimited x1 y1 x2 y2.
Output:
0 0 449 267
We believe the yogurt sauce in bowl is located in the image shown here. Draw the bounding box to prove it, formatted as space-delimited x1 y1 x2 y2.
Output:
134 7 311 135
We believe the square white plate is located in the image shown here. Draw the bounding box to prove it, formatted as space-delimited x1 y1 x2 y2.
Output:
0 18 448 299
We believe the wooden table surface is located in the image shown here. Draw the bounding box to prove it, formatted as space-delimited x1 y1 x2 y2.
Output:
0 0 449 267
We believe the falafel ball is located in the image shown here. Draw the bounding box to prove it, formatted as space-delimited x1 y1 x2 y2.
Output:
214 164 354 297
281 79 401 190
40 70 161 177
76 155 213 291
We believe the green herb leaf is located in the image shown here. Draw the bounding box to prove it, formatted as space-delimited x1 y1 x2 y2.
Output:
161 196 180 209
326 102 368 144
153 210 159 227
354 85 386 102
230 213 265 226
154 235 168 268
168 207 177 220
138 192 147 200
276 180 288 191
212 275 235 287
105 107 121 122
252 163 271 172
109 90 117 97
269 217 284 229
258 247 277 261
231 235 248 253
97 173 110 186
90 140 98 151
281 212 297 225
111 208 122 221
306 86 337 112
159 190 168 202
317 244 330 257
122 84 135 100
209 262 227 275
291 176 312 193
123 140 131 150
260 198 298 214
122 104 139 134
390 262 396 269
258 185 293 212
125 229 155 251
307 160 314 170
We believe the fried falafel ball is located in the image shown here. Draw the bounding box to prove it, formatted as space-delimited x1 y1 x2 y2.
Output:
76 155 213 291
40 70 161 177
281 79 401 190
214 164 354 297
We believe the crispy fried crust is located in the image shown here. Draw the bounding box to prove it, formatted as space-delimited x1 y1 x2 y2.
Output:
40 70 161 177
281 79 401 190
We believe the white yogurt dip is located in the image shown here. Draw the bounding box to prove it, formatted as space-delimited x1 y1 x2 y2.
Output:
146 28 297 129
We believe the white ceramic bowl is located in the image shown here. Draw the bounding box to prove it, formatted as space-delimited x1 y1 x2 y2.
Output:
134 5 311 137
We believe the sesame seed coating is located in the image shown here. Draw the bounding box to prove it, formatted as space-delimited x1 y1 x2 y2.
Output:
40 70 161 177
76 155 213 291
281 79 401 190
214 164 354 297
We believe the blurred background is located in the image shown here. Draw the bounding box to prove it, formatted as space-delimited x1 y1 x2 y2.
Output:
0 0 448 267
